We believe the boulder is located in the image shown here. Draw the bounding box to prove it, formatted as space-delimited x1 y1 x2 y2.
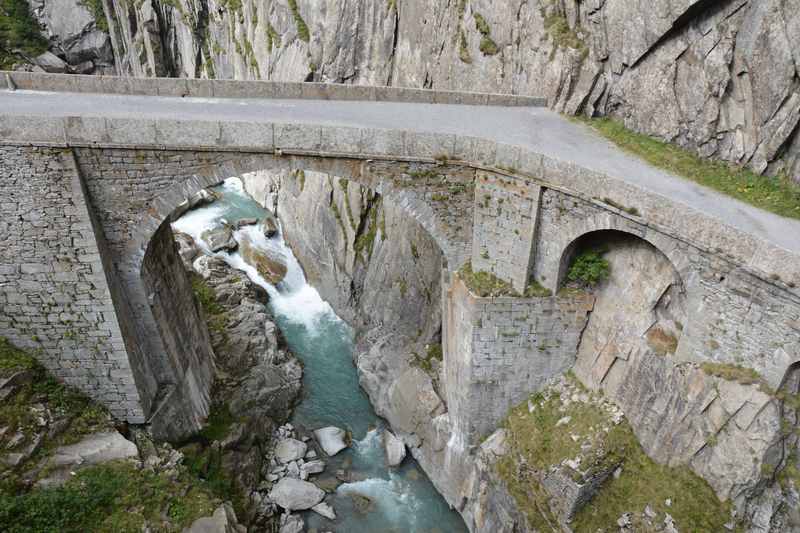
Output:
383 429 406 467
201 225 237 253
268 478 325 511
183 503 245 533
313 427 348 457
64 29 113 65
300 459 325 475
274 438 307 463
234 217 259 229
279 513 304 533
70 60 95 74
50 431 138 467
238 236 287 285
34 51 67 73
260 216 279 238
173 189 219 220
311 501 337 520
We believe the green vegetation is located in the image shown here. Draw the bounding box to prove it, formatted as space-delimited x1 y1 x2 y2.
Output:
78 0 108 31
191 274 229 345
0 460 218 533
523 279 552 297
266 21 280 53
288 0 310 42
700 362 771 392
0 338 220 532
541 7 587 57
473 12 498 56
458 262 518 297
354 198 382 262
566 250 610 287
411 343 443 375
0 0 48 69
577 116 800 220
497 376 730 532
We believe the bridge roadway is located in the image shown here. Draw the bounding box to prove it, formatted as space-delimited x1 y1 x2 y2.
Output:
2 88 800 253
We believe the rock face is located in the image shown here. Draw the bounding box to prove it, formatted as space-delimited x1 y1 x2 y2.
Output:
238 233 288 285
104 0 800 182
268 478 326 511
184 503 246 533
274 438 307 463
383 429 406 467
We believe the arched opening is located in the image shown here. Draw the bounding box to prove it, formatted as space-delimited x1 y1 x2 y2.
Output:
561 230 687 390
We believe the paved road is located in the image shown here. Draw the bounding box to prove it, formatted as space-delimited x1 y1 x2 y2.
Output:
3 89 800 253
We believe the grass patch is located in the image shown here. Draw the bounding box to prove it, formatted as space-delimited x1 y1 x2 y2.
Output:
645 327 679 356
473 12 498 56
566 250 610 288
288 0 310 42
700 362 771 393
497 377 730 532
577 116 800 220
458 262 518 297
0 460 218 533
458 30 471 64
0 0 48 69
542 8 586 57
523 279 552 298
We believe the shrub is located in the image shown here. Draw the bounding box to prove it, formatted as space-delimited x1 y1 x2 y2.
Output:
0 0 48 69
566 251 610 287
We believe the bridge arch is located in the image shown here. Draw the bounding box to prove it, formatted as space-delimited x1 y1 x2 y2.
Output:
129 155 456 439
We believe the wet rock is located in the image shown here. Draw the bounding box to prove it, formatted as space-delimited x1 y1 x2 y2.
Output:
260 216 279 238
234 217 259 229
268 478 325 511
173 189 220 220
238 235 288 285
311 501 337 520
184 502 246 533
349 493 374 515
383 429 406 467
314 427 348 457
314 475 342 492
201 225 237 253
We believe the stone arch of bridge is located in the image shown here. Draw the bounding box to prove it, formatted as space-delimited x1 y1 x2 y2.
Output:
132 155 454 439
547 210 692 291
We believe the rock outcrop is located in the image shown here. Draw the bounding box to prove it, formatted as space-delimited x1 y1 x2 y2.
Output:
102 0 799 182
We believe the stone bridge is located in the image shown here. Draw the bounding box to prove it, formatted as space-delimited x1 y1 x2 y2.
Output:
1 72 800 443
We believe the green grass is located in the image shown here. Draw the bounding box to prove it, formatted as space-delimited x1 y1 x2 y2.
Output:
458 262 519 297
497 377 730 532
78 0 108 31
0 460 218 533
523 279 552 297
577 116 800 220
700 362 772 393
288 0 310 42
566 250 610 287
0 0 48 69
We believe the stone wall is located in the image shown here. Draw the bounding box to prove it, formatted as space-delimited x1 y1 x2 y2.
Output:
532 187 800 390
471 171 541 292
444 277 593 444
0 146 143 422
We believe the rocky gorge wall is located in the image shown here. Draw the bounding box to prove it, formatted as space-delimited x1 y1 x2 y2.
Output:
100 0 800 182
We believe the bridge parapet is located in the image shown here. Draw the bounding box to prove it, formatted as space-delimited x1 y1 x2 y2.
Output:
2 71 546 107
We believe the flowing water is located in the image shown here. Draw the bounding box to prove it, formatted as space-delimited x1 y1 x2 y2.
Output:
173 178 467 533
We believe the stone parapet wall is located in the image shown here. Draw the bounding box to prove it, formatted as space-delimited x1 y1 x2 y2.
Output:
445 277 593 443
2 71 547 107
0 146 143 422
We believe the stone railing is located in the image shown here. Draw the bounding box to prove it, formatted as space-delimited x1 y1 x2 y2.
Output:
2 71 546 107
2 111 799 298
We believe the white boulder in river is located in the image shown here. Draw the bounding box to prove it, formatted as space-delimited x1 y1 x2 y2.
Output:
274 438 307 464
269 478 325 511
313 427 348 456
383 429 406 467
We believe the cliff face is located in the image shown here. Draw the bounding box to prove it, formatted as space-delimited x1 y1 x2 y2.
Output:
103 0 800 182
